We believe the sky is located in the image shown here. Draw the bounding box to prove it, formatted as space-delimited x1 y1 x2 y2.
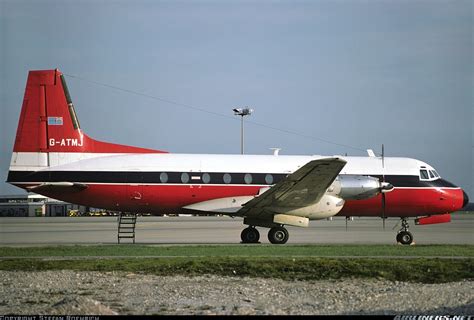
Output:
0 0 472 197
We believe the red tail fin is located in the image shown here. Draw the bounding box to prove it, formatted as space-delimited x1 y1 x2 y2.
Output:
13 69 166 154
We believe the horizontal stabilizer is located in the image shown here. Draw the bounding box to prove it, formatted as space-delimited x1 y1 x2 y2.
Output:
27 182 88 192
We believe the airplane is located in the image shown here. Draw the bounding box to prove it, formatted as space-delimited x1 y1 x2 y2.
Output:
6 69 469 245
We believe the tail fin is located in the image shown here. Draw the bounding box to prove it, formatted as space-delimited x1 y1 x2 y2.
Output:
13 69 166 155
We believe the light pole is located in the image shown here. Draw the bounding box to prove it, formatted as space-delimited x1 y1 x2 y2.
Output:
233 107 253 154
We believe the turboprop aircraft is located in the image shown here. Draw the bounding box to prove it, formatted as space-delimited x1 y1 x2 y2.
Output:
7 69 469 245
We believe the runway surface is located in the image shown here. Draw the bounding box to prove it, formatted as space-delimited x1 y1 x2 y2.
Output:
1 214 473 245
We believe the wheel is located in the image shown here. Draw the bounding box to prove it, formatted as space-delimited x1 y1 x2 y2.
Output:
268 226 289 244
397 231 413 245
241 227 260 243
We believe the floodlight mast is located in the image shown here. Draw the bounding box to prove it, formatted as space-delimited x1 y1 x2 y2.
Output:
233 107 253 154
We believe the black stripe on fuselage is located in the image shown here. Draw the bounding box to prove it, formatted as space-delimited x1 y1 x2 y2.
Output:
7 171 458 188
369 175 458 188
7 171 279 185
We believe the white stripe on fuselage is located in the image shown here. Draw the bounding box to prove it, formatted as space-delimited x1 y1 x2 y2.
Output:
10 152 129 171
9 152 435 177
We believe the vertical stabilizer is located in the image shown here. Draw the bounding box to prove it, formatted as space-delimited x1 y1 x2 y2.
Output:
10 69 166 173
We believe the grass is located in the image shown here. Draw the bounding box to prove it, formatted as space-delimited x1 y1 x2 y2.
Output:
0 256 472 284
1 244 473 258
0 244 472 284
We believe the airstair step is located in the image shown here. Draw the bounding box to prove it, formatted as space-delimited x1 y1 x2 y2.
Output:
118 213 137 244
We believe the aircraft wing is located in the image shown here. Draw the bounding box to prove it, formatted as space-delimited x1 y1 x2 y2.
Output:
238 157 346 217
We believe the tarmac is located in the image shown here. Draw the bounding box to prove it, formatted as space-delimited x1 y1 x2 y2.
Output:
0 213 473 245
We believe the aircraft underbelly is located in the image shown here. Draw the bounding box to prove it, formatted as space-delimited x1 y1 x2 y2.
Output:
339 187 462 217
32 183 463 217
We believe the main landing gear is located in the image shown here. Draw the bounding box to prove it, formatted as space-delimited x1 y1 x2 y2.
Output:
241 225 289 244
396 218 414 245
240 226 260 243
268 226 289 244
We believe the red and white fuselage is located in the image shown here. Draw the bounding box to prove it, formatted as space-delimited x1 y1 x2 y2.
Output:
6 69 469 245
8 149 467 218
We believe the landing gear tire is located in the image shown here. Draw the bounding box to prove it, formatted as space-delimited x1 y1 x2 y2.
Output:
397 230 413 245
241 227 260 243
268 226 289 244
396 218 414 245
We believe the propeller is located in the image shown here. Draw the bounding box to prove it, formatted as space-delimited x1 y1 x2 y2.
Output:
382 144 386 229
379 144 394 229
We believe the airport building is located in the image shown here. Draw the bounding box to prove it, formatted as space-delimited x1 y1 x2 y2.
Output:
0 194 87 217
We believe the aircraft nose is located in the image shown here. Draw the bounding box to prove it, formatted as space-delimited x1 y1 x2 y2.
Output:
462 190 469 208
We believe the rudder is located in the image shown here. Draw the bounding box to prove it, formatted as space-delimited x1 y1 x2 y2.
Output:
12 69 166 155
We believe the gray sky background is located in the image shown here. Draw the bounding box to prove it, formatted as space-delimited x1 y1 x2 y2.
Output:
0 0 472 197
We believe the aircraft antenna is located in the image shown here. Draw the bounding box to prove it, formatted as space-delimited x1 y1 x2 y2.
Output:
63 73 369 154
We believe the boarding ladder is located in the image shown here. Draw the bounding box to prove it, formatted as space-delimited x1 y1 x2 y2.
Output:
117 213 137 244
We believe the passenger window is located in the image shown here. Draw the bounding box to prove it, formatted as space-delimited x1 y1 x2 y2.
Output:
244 173 252 184
223 173 232 184
160 172 168 183
420 170 429 180
265 174 273 184
202 173 211 184
181 172 190 183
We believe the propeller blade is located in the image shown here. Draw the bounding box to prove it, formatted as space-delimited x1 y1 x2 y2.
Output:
382 144 385 171
382 193 386 230
392 219 401 230
381 144 386 230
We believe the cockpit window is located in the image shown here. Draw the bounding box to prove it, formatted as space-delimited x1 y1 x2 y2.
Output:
420 169 429 180
420 168 440 181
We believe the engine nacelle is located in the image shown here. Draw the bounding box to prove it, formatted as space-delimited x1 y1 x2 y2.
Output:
268 194 345 220
328 175 392 200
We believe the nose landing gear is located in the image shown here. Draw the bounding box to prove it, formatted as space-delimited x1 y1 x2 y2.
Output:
396 218 414 245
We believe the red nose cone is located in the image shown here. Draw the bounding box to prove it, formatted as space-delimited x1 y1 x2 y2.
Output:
462 190 469 208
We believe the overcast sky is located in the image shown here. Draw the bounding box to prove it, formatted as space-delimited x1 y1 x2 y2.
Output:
0 0 472 197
